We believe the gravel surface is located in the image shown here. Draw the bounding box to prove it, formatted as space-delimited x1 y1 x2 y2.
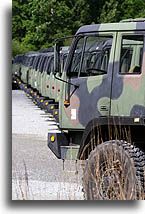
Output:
12 90 84 200
12 90 58 139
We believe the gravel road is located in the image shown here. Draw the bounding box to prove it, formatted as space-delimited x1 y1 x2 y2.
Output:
12 90 84 200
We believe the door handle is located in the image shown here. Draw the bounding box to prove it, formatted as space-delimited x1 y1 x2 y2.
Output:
100 105 109 111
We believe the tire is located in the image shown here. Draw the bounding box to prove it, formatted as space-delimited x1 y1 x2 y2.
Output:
83 140 145 200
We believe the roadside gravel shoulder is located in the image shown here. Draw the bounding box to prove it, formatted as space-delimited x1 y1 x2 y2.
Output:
12 90 84 200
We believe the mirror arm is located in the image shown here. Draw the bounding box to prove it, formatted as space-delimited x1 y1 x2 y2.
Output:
54 73 79 89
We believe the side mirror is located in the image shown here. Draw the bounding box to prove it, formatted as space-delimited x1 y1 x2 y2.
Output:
54 41 63 76
54 35 74 78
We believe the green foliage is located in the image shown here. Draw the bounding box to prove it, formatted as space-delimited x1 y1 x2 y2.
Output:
100 0 119 23
121 0 145 19
100 0 145 23
12 39 36 56
12 39 26 56
12 0 145 56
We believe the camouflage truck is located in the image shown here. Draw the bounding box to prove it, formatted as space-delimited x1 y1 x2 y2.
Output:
39 53 54 99
12 56 19 89
27 52 53 100
35 53 60 109
35 53 54 107
42 47 69 115
48 19 145 200
49 47 69 117
36 47 69 114
20 55 30 85
12 54 24 88
26 54 44 97
27 47 54 98
20 53 35 83
27 55 39 90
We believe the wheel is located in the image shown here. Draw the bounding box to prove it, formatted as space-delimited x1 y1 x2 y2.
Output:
83 140 145 200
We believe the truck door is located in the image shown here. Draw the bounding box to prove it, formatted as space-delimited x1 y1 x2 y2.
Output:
60 32 117 129
111 32 145 118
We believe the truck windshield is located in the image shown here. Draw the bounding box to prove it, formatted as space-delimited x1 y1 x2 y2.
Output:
69 35 113 77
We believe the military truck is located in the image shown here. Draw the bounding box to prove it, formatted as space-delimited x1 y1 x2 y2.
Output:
35 47 69 113
26 47 54 98
12 54 24 88
20 53 35 84
39 53 54 100
48 19 145 200
26 52 53 100
42 47 69 114
35 53 54 107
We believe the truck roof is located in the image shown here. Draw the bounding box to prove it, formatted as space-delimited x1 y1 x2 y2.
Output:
76 21 145 35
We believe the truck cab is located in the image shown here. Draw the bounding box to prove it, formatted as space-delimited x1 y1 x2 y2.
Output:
48 19 145 200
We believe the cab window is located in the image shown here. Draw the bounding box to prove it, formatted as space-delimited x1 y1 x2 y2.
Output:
120 35 144 74
69 35 113 77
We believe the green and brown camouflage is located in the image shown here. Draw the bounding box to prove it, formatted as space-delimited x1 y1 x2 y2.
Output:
12 54 24 78
12 54 24 88
54 47 69 102
30 53 52 97
41 54 54 99
39 53 53 97
44 47 69 103
28 55 41 90
31 56 42 90
26 55 36 90
20 53 36 85
36 55 46 93
12 19 145 200
44 48 69 113
34 54 55 108
38 47 69 111
59 21 145 130
48 19 145 159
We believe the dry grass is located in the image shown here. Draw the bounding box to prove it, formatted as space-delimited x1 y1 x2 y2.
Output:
83 143 144 200
12 123 144 200
81 124 145 200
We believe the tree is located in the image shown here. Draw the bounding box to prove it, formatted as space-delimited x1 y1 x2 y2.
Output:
12 0 145 56
99 0 145 23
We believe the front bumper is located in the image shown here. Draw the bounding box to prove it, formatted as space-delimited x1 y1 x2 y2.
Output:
45 103 59 114
48 131 80 160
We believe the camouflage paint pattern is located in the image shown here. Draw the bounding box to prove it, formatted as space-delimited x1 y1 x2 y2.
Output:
28 67 35 87
58 21 145 130
41 71 50 97
21 65 30 84
12 63 17 75
12 55 24 77
36 55 48 93
54 50 69 102
39 54 54 98
40 49 68 102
